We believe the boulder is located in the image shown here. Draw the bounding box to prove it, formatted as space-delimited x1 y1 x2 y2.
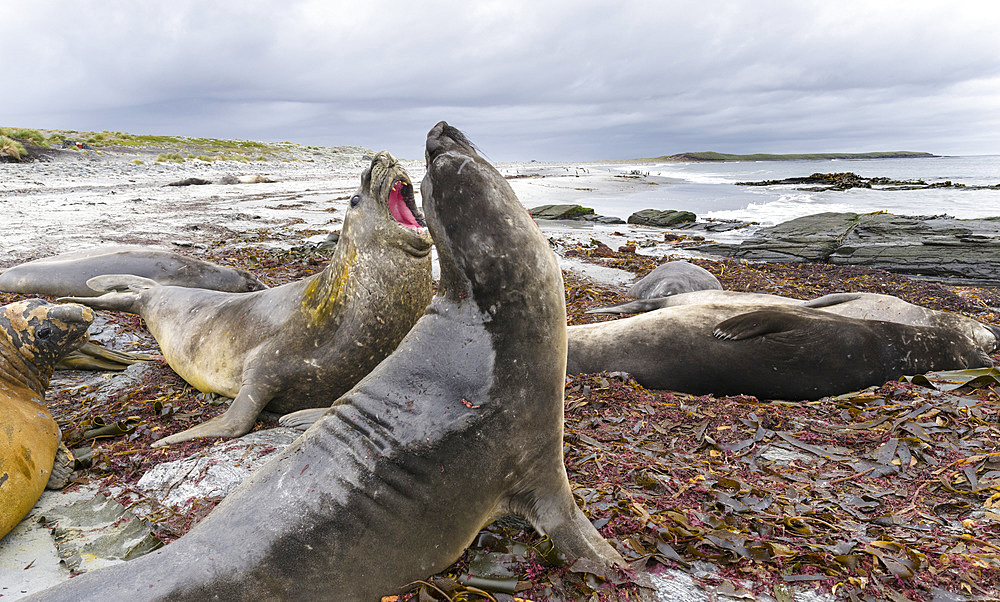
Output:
529 204 595 220
627 209 697 227
699 212 1000 281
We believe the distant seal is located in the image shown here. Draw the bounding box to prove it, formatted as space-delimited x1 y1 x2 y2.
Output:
629 260 721 299
62 151 433 446
29 122 623 600
0 246 267 297
1 299 92 540
567 303 992 400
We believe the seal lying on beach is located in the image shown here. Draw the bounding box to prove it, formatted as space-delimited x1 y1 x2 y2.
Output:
628 260 722 299
590 290 1000 353
29 122 624 600
62 151 433 446
568 303 992 400
1 299 92 539
0 246 267 297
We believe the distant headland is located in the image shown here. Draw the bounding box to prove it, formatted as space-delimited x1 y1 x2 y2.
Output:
630 151 937 163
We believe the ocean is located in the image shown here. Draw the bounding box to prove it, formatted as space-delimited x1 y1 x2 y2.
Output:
591 154 1000 228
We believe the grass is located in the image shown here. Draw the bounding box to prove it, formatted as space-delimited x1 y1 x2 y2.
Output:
0 135 27 160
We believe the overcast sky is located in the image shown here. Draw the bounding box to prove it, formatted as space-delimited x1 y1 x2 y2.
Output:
5 1 1000 161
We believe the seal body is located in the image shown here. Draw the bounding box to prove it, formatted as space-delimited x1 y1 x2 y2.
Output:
0 246 267 297
568 303 992 400
29 122 623 600
1 300 92 539
588 289 795 315
63 152 434 446
802 292 1000 352
628 260 722 299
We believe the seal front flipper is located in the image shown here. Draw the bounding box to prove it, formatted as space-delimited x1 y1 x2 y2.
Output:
151 383 273 447
278 407 328 431
586 297 674 315
713 308 814 340
515 487 625 567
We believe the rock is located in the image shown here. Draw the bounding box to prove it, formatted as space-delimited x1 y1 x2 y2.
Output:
529 204 596 220
699 212 1000 281
627 209 697 227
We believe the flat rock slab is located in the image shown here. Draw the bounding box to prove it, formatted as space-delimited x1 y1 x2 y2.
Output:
699 212 1000 281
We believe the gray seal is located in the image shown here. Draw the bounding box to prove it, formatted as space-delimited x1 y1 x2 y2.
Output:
567 303 992 400
628 260 722 299
61 151 433 446
590 290 1000 353
0 246 267 297
28 122 623 600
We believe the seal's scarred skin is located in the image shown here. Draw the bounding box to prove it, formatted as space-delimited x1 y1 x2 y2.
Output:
62 152 433 446
0 300 92 539
28 122 624 601
568 303 992 400
0 246 267 297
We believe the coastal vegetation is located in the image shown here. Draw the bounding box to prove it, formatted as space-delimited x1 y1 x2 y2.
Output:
636 151 936 163
0 135 27 161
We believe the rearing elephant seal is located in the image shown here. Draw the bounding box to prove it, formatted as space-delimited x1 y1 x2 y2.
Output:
0 246 267 297
28 122 624 601
568 303 992 400
62 151 433 446
1 299 93 540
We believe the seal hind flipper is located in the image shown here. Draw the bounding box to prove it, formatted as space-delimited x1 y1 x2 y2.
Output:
278 407 328 431
586 297 673 315
58 291 142 314
713 308 814 340
86 274 159 293
802 293 864 309
55 341 154 371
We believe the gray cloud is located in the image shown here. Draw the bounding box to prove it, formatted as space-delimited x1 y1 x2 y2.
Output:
5 0 1000 160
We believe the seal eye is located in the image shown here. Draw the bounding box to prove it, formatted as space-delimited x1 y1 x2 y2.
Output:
350 194 361 208
37 327 51 339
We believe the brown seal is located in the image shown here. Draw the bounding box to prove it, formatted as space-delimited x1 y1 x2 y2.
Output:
1 299 92 539
62 151 433 446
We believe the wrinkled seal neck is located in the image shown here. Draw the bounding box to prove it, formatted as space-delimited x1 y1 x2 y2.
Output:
0 336 49 396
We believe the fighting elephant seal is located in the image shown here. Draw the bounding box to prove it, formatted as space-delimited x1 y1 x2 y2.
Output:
62 151 433 446
567 303 992 400
1 299 92 539
28 122 623 600
0 246 267 297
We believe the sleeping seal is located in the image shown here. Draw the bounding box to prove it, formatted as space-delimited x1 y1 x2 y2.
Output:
568 303 992 400
590 290 1000 353
628 260 722 299
1 299 92 539
28 122 623 600
61 151 433 446
0 246 267 297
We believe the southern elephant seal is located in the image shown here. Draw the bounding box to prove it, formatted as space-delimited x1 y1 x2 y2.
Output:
0 246 267 297
591 290 1000 353
61 151 434 446
1 299 93 539
588 289 795 315
567 303 992 400
28 122 624 600
802 292 1000 352
628 259 722 299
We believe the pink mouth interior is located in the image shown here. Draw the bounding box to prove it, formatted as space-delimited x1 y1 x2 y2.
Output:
389 181 422 230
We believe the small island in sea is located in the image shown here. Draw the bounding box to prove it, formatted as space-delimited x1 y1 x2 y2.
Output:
633 150 936 162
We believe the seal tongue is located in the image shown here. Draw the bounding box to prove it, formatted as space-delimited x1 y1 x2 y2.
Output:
389 181 422 230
